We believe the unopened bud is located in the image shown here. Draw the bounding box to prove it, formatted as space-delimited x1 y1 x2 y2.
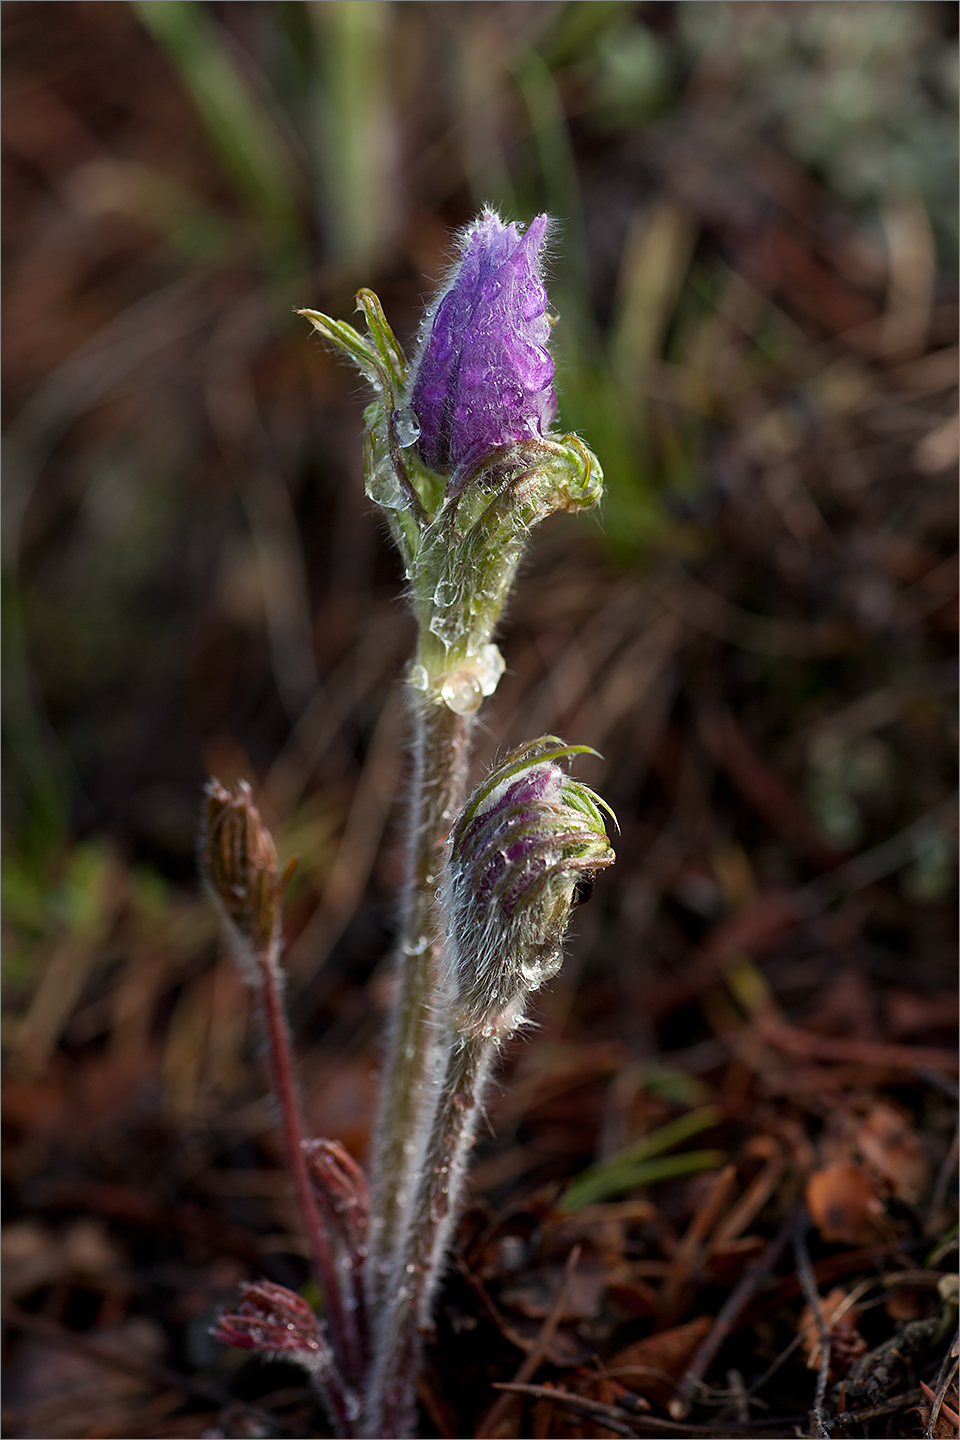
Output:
213 1279 332 1374
444 737 615 1040
408 210 557 479
303 1138 370 1257
201 779 296 959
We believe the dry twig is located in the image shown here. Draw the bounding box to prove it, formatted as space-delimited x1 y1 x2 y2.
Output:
669 1204 800 1420
474 1244 583 1439
794 1220 832 1438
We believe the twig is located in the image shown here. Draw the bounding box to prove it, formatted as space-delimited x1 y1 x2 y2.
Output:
748 1276 879 1403
711 1142 787 1248
922 1378 960 1433
745 1242 901 1319
834 1388 922 1427
474 1244 582 1438
669 1203 799 1419
794 1218 832 1438
492 1384 802 1436
924 1328 960 1439
490 1384 640 1438
453 1254 533 1355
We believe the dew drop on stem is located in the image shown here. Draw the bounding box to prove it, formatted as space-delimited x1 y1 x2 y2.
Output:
392 407 421 447
441 671 483 715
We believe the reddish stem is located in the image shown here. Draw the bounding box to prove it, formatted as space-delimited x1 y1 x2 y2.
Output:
259 932 363 1389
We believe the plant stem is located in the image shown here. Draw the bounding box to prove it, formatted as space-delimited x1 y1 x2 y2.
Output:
258 931 363 1391
364 1030 494 1438
366 696 473 1313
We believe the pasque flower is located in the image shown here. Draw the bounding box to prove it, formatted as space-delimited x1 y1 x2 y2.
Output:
295 221 607 1436
408 209 557 476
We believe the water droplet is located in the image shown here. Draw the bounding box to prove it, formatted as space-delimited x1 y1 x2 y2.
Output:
441 670 484 715
433 578 458 608
475 643 505 697
392 407 421 447
408 663 429 692
429 611 458 642
365 456 407 510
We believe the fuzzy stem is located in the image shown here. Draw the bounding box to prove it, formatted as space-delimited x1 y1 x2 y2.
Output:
363 1030 494 1438
258 931 363 1392
366 696 473 1312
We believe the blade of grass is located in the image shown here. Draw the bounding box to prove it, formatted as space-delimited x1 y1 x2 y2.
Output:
510 40 668 552
309 0 396 272
560 1104 725 1209
132 0 303 253
562 1149 727 1211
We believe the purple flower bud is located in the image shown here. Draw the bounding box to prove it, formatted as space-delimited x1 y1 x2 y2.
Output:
408 210 557 477
303 1139 369 1255
444 738 615 1040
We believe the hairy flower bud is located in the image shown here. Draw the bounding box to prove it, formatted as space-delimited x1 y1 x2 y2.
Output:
202 779 296 960
444 737 615 1040
214 1280 329 1367
408 209 557 477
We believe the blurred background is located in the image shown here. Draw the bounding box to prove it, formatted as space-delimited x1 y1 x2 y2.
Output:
2 3 957 1437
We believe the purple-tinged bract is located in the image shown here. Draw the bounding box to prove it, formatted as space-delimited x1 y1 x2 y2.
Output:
409 210 557 476
213 1280 328 1366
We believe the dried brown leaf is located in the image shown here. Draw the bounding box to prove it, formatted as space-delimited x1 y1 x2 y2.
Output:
806 1163 895 1246
606 1314 713 1407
